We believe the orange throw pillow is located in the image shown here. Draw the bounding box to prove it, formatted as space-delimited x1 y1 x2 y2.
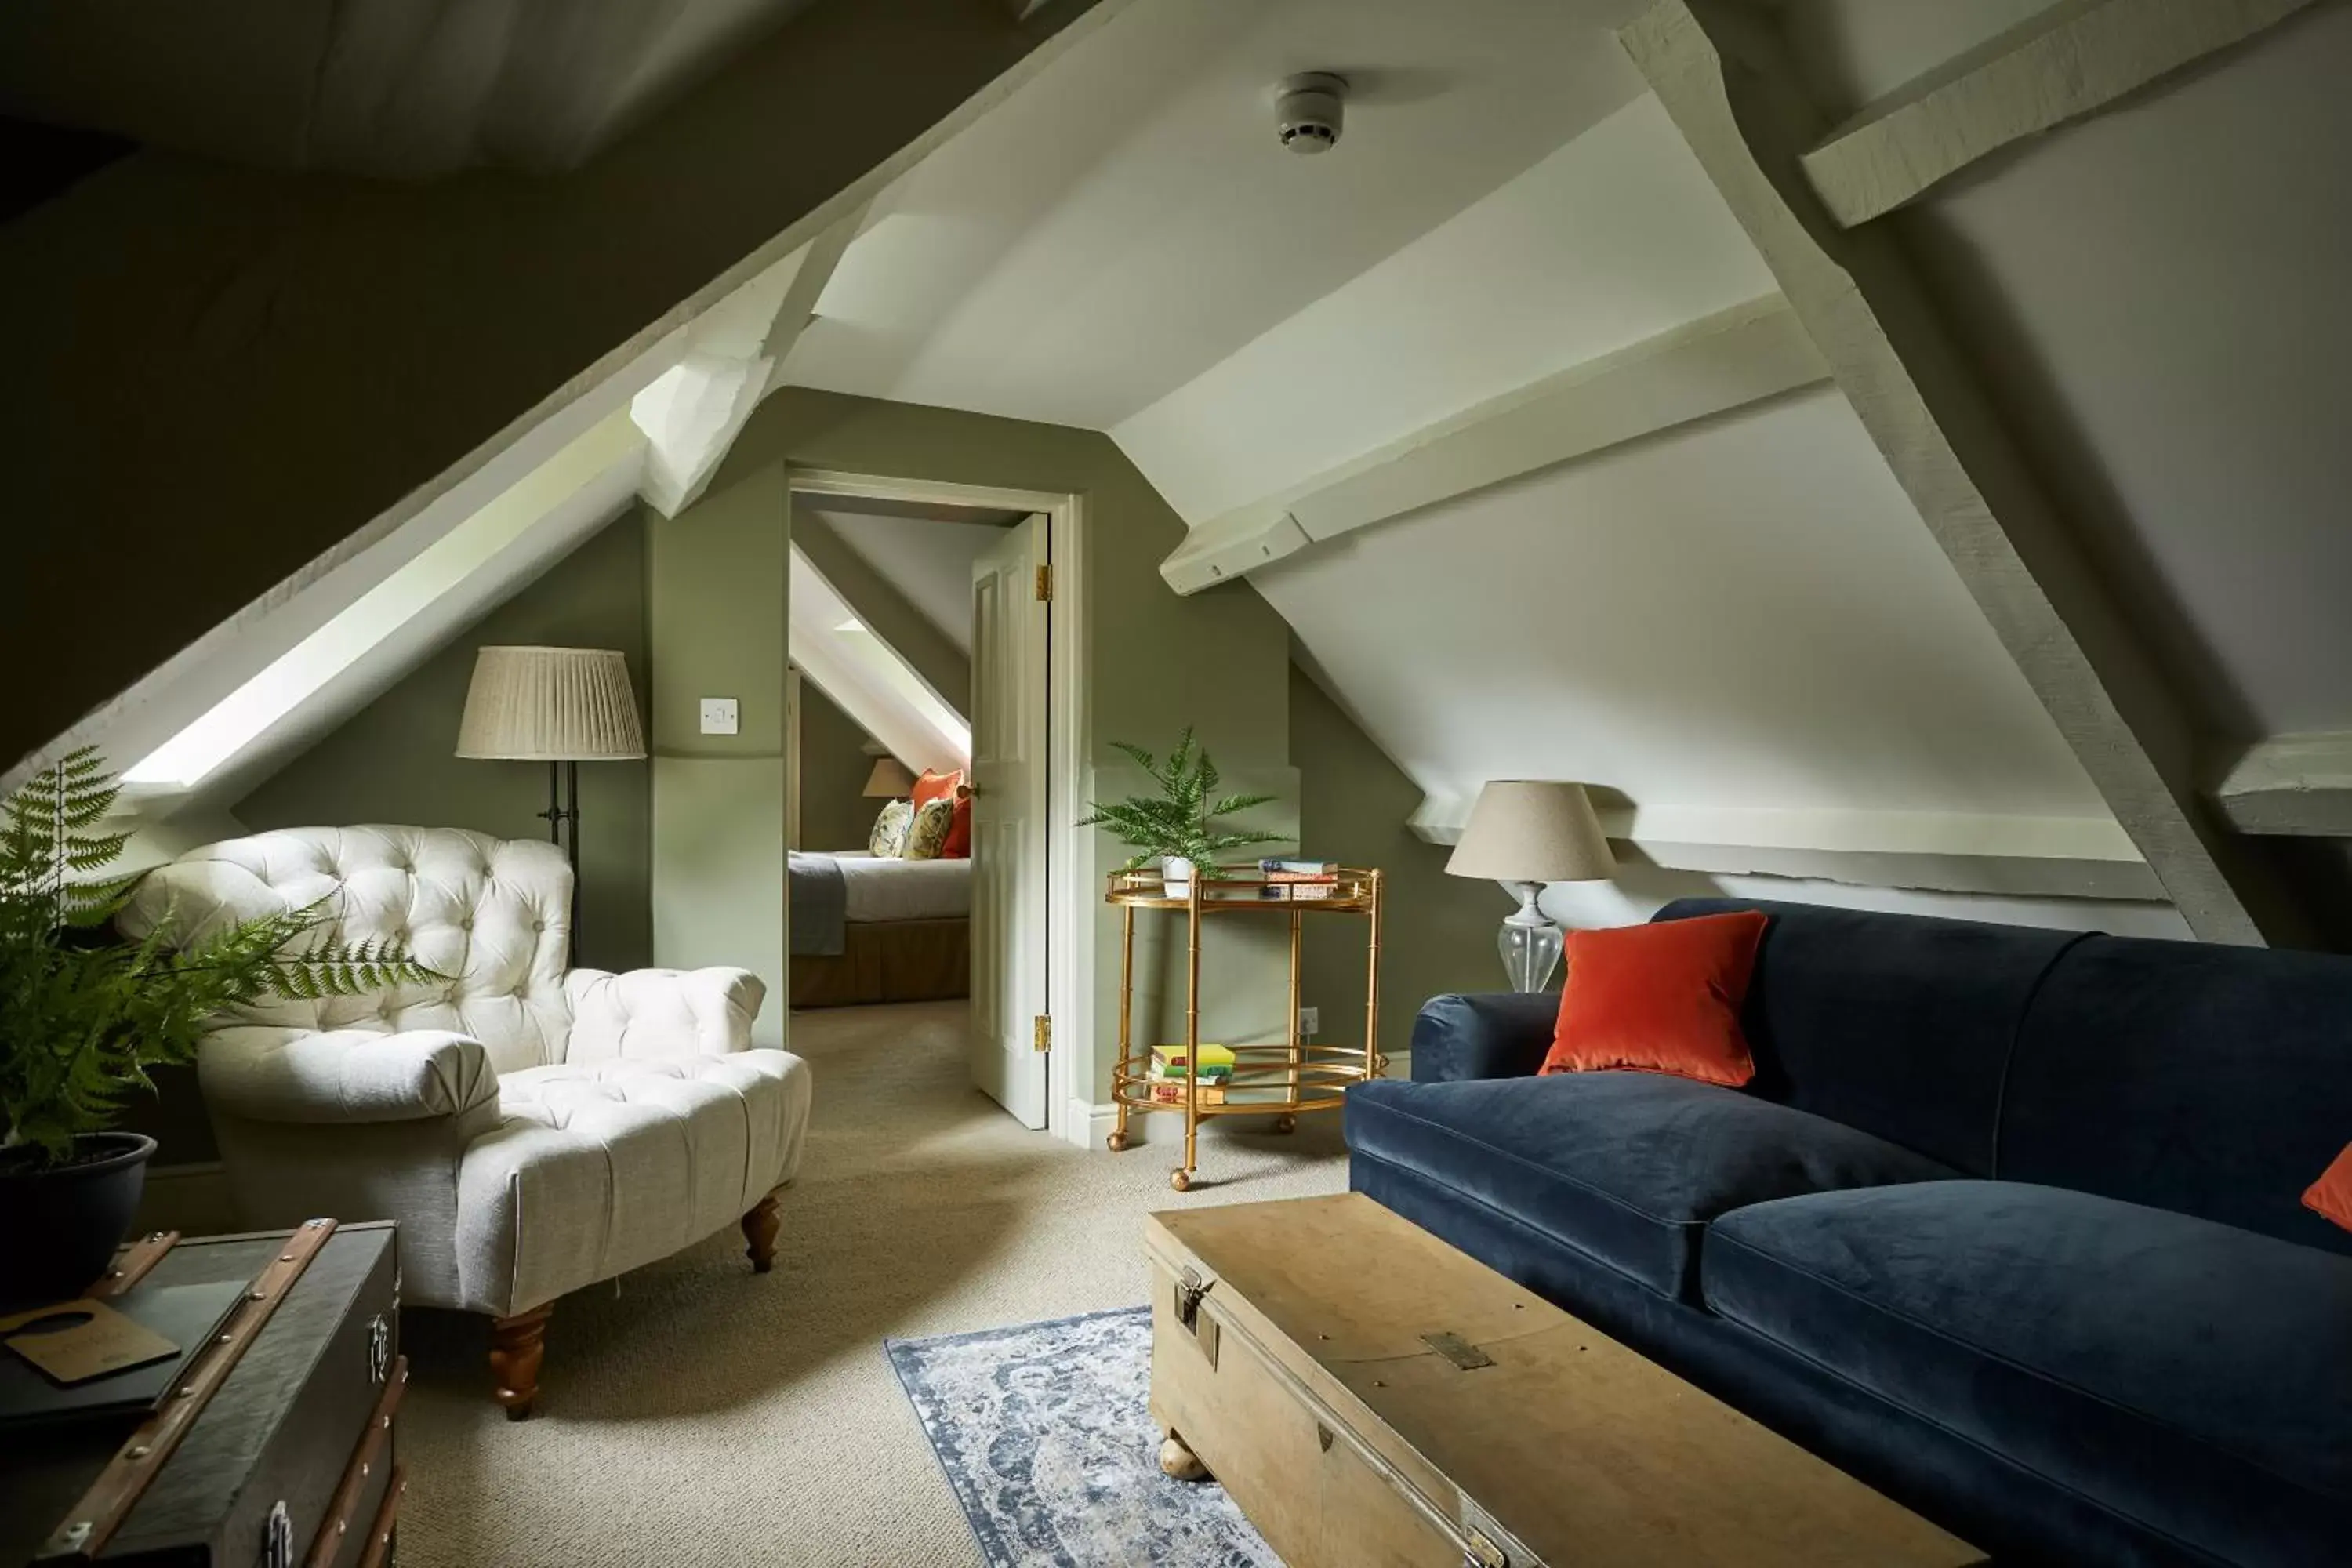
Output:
2305 1143 2352 1232
942 789 972 859
1540 910 1769 1087
912 768 963 811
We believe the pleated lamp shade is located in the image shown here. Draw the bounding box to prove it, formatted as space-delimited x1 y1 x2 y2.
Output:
1444 781 1617 882
456 646 646 761
862 757 916 798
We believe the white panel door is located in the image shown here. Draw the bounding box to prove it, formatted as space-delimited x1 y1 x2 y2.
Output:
969 515 1050 1129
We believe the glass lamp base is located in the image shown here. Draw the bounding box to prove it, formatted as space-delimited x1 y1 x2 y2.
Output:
1498 919 1564 993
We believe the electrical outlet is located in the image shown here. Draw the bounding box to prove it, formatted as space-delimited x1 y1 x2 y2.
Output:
1298 1006 1320 1039
699 697 739 736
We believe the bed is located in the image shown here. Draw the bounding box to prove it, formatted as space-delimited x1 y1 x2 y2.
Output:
788 850 971 1008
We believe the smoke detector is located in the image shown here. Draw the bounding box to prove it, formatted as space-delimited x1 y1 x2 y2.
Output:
1272 72 1348 155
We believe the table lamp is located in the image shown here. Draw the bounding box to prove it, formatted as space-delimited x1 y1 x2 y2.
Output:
1444 781 1617 991
456 646 646 954
862 757 916 798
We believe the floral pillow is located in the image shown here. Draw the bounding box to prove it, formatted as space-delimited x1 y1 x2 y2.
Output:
869 800 913 858
902 797 956 860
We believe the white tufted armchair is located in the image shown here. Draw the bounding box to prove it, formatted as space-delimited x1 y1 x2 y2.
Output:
122 826 813 1417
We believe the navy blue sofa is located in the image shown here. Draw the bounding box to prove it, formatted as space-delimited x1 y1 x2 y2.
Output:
1345 898 2352 1567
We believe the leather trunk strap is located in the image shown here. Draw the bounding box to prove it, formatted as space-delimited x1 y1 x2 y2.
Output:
87 1231 179 1300
303 1356 408 1568
38 1218 339 1563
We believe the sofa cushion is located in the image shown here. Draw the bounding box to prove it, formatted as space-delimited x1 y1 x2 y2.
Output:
459 1050 814 1314
1544 910 1767 1086
2002 933 2352 1257
1706 1181 2352 1565
1343 1073 1957 1301
1654 898 2083 1175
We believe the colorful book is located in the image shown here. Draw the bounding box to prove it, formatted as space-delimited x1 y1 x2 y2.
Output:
1149 1059 1232 1083
1260 859 1338 876
1152 1043 1235 1074
1147 1081 1226 1105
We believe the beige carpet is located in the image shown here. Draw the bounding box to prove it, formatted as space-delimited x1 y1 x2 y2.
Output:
397 1000 1348 1566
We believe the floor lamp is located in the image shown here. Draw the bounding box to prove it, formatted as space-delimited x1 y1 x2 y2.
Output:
456 645 647 960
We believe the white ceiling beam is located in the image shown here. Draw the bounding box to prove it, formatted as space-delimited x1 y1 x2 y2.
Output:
638 201 870 520
2214 732 2352 837
1802 0 2315 228
1409 800 2163 902
1160 293 1827 594
1621 0 2303 946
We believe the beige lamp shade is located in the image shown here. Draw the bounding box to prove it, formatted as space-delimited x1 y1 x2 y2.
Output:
862 757 916 798
456 646 646 761
1445 781 1617 883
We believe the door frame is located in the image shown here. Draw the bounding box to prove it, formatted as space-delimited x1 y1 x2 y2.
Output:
786 466 1090 1144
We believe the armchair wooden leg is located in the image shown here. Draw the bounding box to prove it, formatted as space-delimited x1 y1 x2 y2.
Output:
490 1302 554 1421
742 1192 782 1274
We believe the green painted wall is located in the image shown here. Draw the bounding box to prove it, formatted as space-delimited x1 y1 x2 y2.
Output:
648 470 791 1043
799 676 884 851
1287 659 1504 1066
238 512 654 972
652 389 1299 1108
0 0 1113 775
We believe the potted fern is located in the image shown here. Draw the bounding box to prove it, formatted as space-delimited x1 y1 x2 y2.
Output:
0 750 437 1303
1077 728 1283 896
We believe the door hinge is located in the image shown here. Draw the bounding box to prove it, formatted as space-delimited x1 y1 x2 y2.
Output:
1033 1014 1051 1052
1034 563 1052 601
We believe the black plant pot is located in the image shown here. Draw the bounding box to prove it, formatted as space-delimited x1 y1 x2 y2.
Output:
0 1131 158 1307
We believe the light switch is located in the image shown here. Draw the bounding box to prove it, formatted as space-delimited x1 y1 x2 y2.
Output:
699 697 740 735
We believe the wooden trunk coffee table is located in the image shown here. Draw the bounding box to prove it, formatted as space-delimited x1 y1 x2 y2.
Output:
1144 1192 1985 1568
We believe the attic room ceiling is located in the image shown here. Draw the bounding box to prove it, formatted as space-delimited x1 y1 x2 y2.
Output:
789 0 1654 429
0 0 815 176
771 0 2352 935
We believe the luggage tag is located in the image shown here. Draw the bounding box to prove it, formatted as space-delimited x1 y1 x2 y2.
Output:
1 1297 180 1385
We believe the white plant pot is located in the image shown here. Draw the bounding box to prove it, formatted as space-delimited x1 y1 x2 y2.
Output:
1161 855 1196 896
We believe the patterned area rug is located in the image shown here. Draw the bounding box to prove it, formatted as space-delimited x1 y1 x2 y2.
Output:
885 1306 1278 1568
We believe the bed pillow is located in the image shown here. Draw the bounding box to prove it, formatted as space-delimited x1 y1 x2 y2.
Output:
869 800 913 858
902 797 956 860
942 789 972 858
913 768 963 813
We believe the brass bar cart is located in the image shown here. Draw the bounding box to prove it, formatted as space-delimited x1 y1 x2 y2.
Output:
1105 866 1384 1190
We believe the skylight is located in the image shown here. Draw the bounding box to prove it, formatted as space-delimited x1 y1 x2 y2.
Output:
126 412 646 790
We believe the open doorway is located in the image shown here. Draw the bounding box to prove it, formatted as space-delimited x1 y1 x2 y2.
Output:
782 473 1086 1136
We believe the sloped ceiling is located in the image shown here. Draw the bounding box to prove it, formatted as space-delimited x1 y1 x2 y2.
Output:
1886 2 2352 739
771 0 2352 932
38 0 2350 936
788 0 1650 427
0 0 816 176
817 507 1016 658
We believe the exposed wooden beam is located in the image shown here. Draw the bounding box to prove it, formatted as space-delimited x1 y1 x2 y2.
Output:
1802 0 2315 227
1409 800 2163 902
1620 0 2301 945
1159 294 1828 595
641 202 873 519
2215 731 2352 837
757 201 869 389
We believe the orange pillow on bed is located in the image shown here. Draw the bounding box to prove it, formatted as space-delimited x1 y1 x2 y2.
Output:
913 769 972 858
1539 911 1769 1087
2305 1143 2352 1232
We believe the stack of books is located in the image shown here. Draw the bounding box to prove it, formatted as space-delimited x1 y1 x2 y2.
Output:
1148 1043 1234 1104
1258 858 1341 900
